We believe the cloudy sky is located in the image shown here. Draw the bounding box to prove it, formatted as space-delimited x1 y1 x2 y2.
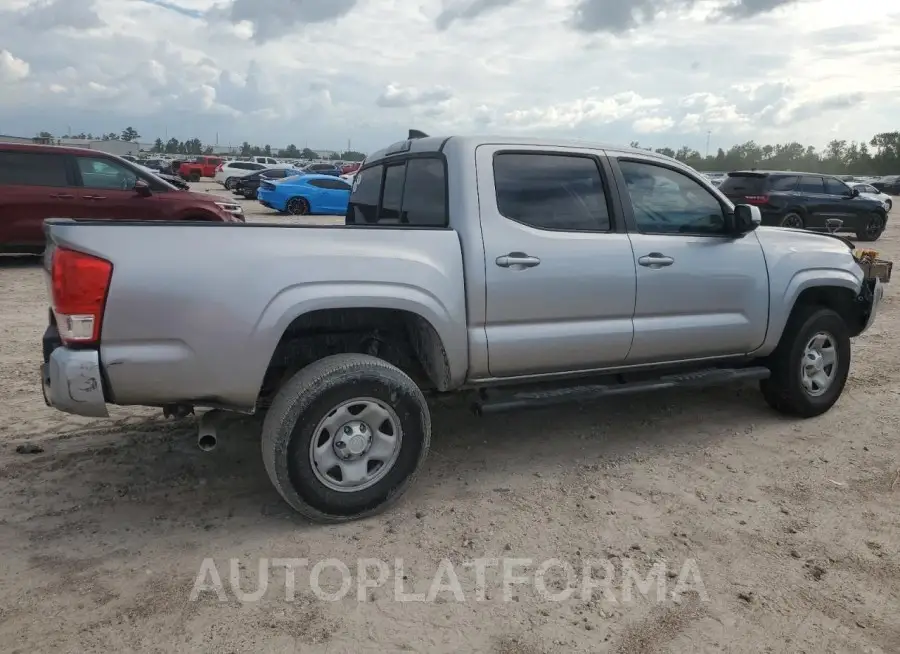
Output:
0 0 897 153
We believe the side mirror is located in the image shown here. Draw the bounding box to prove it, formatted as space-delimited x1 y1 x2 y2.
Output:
850 187 860 198
733 204 761 235
134 179 152 197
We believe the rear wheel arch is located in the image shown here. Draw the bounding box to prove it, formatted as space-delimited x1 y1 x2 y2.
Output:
256 307 452 410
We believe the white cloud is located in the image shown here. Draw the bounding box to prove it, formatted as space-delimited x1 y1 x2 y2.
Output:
0 50 29 83
0 0 895 151
376 84 453 108
633 116 675 133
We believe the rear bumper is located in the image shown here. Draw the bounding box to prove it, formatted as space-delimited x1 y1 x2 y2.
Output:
41 325 108 417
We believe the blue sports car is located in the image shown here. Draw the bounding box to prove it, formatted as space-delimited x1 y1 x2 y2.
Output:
257 173 352 215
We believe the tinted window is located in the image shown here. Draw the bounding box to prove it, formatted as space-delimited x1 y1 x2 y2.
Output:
77 157 137 190
619 160 725 235
379 165 406 221
493 153 610 231
0 151 69 187
401 158 446 226
346 158 448 226
797 176 825 194
308 179 330 188
719 174 766 195
318 178 351 191
769 175 799 191
346 164 382 223
265 169 287 178
824 177 849 195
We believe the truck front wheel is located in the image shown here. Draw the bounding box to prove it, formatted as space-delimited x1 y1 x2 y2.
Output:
261 354 431 523
760 306 851 417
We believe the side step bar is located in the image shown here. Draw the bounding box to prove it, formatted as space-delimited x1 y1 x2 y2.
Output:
472 366 770 415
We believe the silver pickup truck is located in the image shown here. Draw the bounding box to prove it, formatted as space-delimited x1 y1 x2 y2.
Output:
40 133 890 522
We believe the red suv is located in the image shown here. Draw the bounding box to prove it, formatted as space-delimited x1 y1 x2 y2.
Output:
0 144 244 254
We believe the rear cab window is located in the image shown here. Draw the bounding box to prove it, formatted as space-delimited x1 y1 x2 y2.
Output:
346 157 447 226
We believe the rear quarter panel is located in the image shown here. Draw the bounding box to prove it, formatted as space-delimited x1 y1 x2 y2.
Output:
46 223 469 410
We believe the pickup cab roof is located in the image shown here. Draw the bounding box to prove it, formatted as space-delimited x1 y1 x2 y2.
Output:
363 133 679 167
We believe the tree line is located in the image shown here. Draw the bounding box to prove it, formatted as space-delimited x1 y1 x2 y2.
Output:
37 127 366 161
37 126 900 173
632 131 900 176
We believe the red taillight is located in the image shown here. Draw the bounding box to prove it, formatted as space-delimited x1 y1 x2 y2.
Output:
745 195 769 205
215 164 223 172
51 248 113 345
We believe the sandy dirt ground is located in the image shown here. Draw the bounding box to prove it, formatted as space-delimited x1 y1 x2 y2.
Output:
1 188 899 653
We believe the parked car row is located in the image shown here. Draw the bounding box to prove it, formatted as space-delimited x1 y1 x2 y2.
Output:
718 171 890 240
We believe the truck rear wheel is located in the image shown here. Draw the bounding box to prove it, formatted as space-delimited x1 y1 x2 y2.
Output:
189 172 201 182
760 306 851 417
261 353 431 523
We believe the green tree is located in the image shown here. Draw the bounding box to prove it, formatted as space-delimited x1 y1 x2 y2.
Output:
240 141 252 156
263 144 272 156
301 147 318 160
339 150 366 162
165 138 180 154
121 126 140 142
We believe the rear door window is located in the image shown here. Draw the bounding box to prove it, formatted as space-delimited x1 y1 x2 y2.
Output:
718 174 766 195
0 151 70 187
797 176 825 194
493 153 611 231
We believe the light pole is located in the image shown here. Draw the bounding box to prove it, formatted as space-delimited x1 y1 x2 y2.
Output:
705 130 711 159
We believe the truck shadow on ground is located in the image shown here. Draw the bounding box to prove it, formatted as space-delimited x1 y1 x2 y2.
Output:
4 383 791 546
0 254 42 268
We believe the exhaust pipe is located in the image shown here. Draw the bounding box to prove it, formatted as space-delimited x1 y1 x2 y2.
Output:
198 432 217 452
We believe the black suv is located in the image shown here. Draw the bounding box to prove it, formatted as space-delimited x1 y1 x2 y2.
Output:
719 171 889 241
233 168 296 199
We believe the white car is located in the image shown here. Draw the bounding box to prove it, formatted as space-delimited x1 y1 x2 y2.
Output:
214 161 271 189
215 160 301 188
852 183 893 212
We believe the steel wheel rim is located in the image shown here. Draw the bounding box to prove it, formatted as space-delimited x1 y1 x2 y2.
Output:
782 214 803 228
865 215 883 238
800 331 837 397
308 397 403 493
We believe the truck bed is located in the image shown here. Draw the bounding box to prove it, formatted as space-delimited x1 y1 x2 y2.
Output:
44 220 468 410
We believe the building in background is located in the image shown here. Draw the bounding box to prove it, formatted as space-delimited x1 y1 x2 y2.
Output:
0 134 146 156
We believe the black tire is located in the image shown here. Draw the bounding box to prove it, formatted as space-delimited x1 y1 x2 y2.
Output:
261 354 431 523
760 306 851 418
856 212 886 241
286 197 310 215
886 199 892 212
225 177 236 190
189 172 201 182
780 212 804 229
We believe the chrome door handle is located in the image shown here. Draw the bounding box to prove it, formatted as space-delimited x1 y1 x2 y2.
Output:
638 253 675 268
49 193 75 199
82 195 107 200
496 253 541 269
